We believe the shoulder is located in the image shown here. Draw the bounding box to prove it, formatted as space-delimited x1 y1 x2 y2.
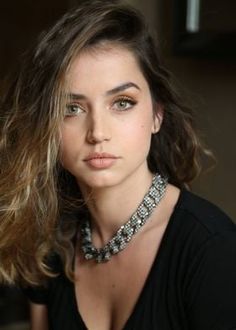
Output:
167 189 236 286
166 189 236 260
22 253 64 304
173 193 236 328
175 189 236 235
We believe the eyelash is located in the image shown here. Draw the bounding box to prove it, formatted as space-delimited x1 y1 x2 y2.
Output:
112 96 137 111
65 103 85 116
65 96 137 117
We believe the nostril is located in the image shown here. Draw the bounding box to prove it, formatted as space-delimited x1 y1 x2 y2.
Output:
86 120 111 143
86 129 111 144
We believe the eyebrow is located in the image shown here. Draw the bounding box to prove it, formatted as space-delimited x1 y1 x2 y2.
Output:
106 82 141 95
68 82 141 100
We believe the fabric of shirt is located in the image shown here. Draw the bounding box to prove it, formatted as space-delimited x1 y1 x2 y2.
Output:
24 190 236 330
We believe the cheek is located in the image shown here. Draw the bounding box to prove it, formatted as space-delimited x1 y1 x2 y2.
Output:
59 124 82 161
122 120 153 153
59 134 71 167
127 113 153 138
61 120 83 146
60 129 71 155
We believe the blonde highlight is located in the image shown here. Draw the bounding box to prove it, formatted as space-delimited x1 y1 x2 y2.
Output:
0 1 214 286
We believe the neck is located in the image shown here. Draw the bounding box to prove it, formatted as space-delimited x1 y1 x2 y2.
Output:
78 170 154 246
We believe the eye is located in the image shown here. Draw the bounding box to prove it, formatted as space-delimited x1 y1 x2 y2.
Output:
113 97 136 111
65 103 85 116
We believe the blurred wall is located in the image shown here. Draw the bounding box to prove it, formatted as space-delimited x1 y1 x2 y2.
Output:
0 6 235 213
0 0 235 327
0 0 77 80
127 0 236 220
2 1 234 220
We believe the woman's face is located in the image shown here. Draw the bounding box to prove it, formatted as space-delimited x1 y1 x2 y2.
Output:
60 44 162 189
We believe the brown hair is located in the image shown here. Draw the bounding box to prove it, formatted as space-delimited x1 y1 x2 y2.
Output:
0 0 210 285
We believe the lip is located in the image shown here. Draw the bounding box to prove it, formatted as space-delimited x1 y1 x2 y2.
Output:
84 152 118 161
83 152 119 169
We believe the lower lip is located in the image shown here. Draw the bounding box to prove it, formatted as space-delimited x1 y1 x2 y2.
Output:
85 158 117 169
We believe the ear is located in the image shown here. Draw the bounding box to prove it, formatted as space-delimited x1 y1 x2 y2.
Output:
151 104 163 134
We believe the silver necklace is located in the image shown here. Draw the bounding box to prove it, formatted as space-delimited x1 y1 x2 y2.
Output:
80 173 168 263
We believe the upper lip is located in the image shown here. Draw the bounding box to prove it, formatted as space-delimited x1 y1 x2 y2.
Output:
84 152 118 161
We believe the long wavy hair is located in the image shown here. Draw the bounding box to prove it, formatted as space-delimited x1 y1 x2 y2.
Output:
0 0 211 285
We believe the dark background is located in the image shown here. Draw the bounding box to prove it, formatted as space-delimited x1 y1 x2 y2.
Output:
0 0 235 328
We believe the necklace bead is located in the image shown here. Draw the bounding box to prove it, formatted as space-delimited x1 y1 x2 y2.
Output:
80 173 168 263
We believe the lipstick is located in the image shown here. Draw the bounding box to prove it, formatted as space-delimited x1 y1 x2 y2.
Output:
84 152 119 169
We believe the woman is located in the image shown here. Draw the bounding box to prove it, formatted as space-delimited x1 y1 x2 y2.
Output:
1 1 236 329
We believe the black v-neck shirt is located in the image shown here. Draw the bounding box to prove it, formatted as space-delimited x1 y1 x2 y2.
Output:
24 190 236 329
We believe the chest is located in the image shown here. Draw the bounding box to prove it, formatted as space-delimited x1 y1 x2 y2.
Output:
74 227 165 330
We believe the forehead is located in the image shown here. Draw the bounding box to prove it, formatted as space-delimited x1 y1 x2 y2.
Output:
66 43 149 93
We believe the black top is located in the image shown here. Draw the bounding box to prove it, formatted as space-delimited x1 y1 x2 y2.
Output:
24 190 236 330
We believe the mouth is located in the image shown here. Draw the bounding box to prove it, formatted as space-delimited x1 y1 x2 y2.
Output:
83 152 119 169
84 152 118 161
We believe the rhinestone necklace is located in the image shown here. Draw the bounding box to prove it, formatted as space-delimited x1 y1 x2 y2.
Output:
80 173 168 263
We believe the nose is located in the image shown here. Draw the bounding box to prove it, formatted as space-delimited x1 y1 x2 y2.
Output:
86 110 111 144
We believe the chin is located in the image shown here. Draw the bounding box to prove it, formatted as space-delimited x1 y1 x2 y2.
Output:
76 170 120 190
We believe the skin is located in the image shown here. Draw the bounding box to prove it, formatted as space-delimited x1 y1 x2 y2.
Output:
30 303 48 330
60 43 163 241
31 43 180 330
61 45 161 189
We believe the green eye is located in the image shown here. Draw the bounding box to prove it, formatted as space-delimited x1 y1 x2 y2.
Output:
65 103 85 116
113 97 136 111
